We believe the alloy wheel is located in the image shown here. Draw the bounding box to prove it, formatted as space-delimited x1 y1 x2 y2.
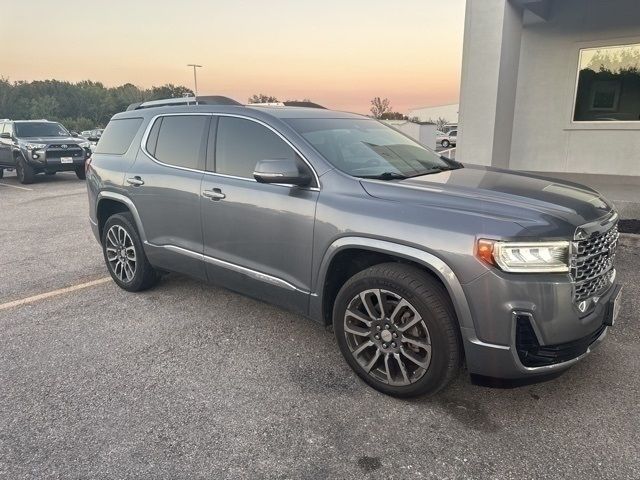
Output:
105 225 137 283
343 289 432 386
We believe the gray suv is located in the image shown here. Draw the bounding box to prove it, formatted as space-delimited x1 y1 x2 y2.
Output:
0 120 92 183
87 97 622 397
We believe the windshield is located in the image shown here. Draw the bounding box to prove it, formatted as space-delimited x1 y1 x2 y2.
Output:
287 118 458 178
14 122 70 138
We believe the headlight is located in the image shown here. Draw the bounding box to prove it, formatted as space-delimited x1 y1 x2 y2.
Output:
25 143 47 150
79 141 91 148
477 239 570 273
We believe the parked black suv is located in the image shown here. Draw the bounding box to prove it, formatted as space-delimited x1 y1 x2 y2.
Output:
0 120 92 183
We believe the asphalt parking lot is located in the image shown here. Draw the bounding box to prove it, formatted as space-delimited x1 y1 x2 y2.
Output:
1 171 639 479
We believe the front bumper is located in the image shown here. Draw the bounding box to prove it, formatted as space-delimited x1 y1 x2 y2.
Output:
459 267 619 379
26 146 90 171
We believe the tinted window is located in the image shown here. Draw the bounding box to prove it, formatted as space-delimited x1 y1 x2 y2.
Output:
574 43 640 122
153 115 208 170
145 117 162 155
95 118 143 155
216 117 296 178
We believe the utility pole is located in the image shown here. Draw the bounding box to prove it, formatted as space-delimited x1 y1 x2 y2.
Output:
187 64 202 104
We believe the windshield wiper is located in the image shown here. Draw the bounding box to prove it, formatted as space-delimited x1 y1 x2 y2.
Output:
405 165 461 178
357 172 408 181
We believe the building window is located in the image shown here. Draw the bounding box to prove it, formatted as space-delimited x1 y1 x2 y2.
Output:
573 43 640 122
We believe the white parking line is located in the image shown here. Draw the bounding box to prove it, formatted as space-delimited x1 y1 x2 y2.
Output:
0 277 112 311
0 182 33 191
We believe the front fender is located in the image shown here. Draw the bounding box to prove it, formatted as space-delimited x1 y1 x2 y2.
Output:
309 236 474 331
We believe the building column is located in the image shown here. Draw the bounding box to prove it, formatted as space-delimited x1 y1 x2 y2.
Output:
457 0 524 168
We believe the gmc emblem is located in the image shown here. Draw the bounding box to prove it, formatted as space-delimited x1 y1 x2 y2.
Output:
61 144 68 149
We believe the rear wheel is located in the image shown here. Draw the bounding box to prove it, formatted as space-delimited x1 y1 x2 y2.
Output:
16 156 35 184
441 139 450 148
333 263 462 397
74 165 86 180
102 213 160 292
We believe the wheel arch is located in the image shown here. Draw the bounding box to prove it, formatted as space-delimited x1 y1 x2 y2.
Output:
311 237 474 331
96 192 147 244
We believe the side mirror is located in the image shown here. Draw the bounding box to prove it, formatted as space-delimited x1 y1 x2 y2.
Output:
0 132 10 139
253 158 311 186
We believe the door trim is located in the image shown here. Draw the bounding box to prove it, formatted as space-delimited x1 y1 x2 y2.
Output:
144 242 312 294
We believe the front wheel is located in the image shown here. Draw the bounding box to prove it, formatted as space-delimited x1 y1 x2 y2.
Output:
16 156 35 184
102 213 160 292
74 165 86 180
441 139 450 148
333 263 462 397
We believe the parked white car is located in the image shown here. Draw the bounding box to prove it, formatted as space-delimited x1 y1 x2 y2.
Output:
436 129 457 148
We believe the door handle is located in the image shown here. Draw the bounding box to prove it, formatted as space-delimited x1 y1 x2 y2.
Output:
127 176 144 187
203 188 226 201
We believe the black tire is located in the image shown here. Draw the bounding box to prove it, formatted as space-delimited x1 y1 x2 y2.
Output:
74 165 86 180
333 263 462 397
441 139 450 148
0 168 3 179
16 156 35 184
101 212 160 292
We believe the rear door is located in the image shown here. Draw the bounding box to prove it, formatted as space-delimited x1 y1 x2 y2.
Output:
200 115 319 314
126 114 209 280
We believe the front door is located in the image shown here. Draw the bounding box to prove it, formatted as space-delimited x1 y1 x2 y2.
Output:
200 115 319 314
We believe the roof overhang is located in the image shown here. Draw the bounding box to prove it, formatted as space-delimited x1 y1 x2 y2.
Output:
513 0 553 22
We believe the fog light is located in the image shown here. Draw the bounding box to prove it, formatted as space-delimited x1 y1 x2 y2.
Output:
32 153 39 159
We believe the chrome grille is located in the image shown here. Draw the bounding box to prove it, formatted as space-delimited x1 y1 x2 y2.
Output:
572 222 618 303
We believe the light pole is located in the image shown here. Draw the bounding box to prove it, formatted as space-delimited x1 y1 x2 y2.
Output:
187 64 202 104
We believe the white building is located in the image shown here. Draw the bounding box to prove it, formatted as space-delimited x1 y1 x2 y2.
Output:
407 103 459 126
457 0 640 181
383 120 437 148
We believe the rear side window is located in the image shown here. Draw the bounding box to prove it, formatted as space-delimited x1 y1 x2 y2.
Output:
95 118 143 155
215 116 296 178
153 115 208 170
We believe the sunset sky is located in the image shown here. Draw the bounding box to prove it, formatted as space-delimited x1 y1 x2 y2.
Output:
1 0 466 114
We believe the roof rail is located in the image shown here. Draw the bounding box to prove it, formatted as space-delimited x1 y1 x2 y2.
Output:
248 102 287 107
126 95 242 111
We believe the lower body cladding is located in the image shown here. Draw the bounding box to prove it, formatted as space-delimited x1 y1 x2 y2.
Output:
460 268 622 379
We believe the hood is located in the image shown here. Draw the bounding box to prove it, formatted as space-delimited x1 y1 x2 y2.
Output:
19 136 84 145
360 164 615 233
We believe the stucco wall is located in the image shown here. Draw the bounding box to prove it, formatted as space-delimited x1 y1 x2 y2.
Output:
509 0 640 176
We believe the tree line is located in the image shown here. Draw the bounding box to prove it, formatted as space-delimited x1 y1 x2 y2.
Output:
0 78 193 132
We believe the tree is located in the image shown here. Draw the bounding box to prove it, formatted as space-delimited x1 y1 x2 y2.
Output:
431 117 449 132
248 93 279 104
0 79 194 128
380 111 407 120
149 84 194 100
370 97 392 119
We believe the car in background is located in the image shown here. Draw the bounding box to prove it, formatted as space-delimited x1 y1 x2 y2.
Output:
0 119 92 183
436 129 457 148
81 129 104 142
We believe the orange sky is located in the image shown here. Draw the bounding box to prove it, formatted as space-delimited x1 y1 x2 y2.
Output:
1 0 465 114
